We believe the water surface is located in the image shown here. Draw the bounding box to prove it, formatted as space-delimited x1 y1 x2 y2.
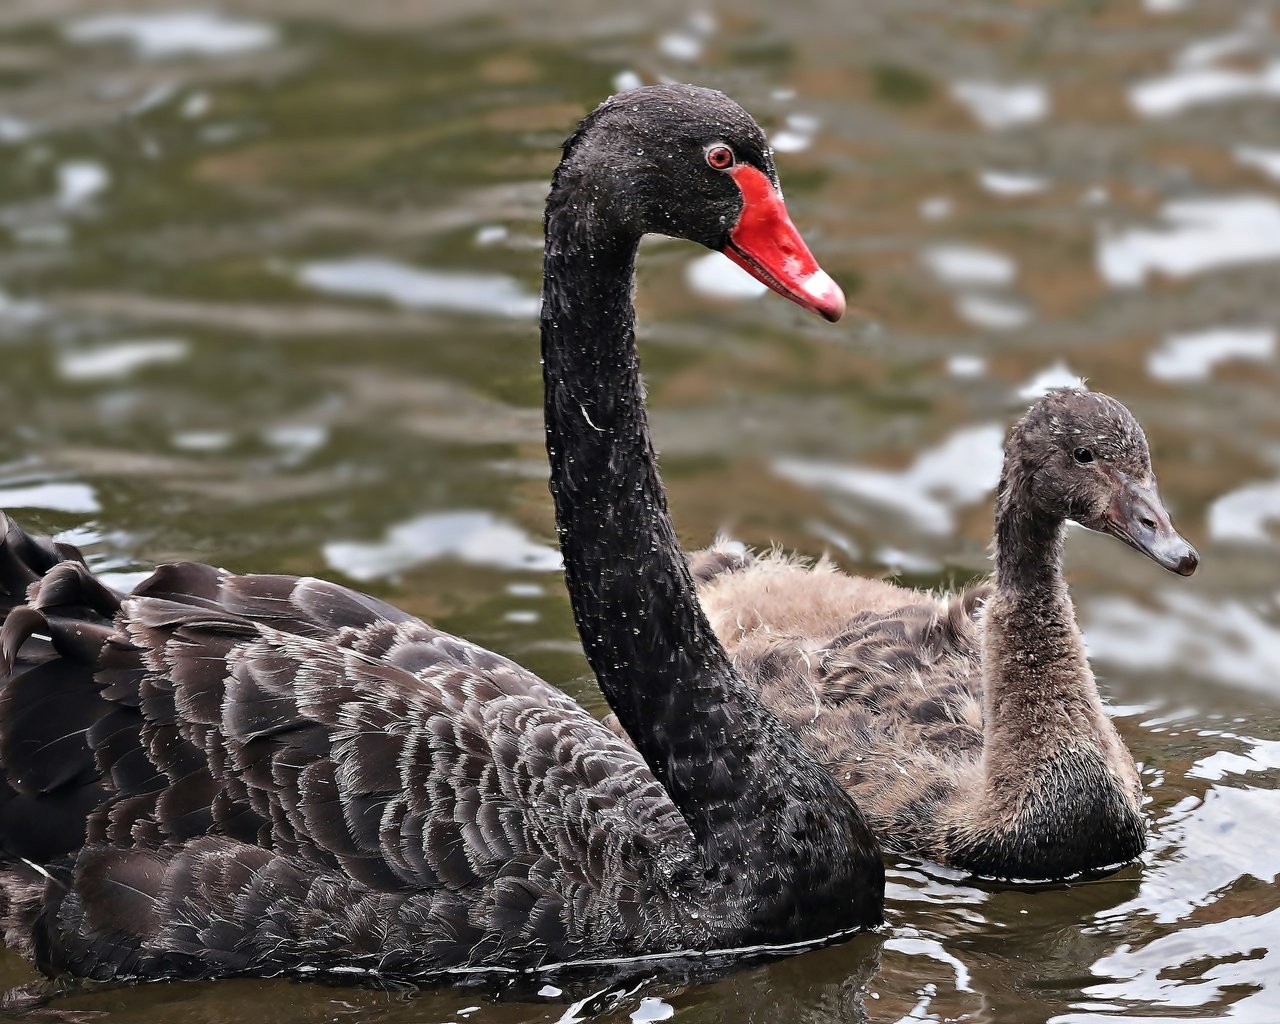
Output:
1 1 1278 1021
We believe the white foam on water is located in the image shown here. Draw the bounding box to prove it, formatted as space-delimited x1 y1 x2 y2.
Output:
296 257 539 318
950 80 1049 130
65 10 278 59
1097 196 1280 287
1147 326 1275 381
775 423 1005 535
58 338 188 381
324 510 562 582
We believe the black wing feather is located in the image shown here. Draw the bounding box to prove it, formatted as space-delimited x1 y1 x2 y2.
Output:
0 517 706 980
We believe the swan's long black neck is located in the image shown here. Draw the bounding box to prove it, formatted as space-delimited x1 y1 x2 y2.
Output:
985 467 1102 750
539 183 880 932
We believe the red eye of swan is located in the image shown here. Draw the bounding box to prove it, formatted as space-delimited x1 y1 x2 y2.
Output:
706 145 735 170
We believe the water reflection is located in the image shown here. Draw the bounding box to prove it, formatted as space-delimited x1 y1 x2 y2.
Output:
0 479 99 514
1085 593 1280 698
775 424 1005 535
1148 327 1275 383
0 0 1278 1021
324 510 562 582
921 245 1016 288
950 81 1049 130
1129 14 1280 119
771 113 819 154
55 159 108 210
58 338 189 381
1017 361 1086 401
1235 145 1280 181
0 290 47 328
685 251 767 300
296 258 540 319
64 10 279 59
977 171 1047 197
1210 480 1280 546
1098 197 1280 287
955 293 1029 332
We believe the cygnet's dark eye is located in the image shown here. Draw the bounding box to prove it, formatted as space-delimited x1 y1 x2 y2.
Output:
1073 447 1095 465
705 145 735 170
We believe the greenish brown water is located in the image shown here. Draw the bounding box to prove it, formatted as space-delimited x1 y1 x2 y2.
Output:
0 1 1278 1021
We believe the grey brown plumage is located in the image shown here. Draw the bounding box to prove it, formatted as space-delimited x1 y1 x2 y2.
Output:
0 84 882 987
686 390 1198 880
0 539 708 980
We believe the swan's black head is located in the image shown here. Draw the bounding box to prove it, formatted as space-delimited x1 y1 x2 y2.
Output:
1004 388 1198 575
549 83 844 321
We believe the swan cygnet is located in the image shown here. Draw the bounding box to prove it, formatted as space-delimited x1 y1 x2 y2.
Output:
686 389 1199 881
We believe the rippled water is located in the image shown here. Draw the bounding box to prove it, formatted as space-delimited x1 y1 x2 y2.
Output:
1 1 1278 1021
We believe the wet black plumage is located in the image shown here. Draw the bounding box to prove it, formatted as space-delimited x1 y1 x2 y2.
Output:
0 84 883 987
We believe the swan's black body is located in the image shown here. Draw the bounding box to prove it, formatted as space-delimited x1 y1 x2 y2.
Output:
0 85 882 986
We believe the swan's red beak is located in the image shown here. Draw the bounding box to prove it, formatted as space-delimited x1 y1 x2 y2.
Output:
722 165 846 323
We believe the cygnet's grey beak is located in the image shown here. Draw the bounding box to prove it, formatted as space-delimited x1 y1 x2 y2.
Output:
1101 471 1199 576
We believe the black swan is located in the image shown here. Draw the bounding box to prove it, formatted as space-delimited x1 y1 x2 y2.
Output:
0 85 883 986
680 389 1199 880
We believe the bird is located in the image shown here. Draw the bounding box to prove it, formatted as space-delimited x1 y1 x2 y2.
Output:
0 83 883 988
683 388 1199 880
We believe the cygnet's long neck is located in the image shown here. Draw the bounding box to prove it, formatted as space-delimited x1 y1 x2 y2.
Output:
985 466 1101 755
978 462 1142 854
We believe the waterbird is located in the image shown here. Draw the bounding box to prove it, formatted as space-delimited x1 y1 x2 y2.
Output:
0 84 882 987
